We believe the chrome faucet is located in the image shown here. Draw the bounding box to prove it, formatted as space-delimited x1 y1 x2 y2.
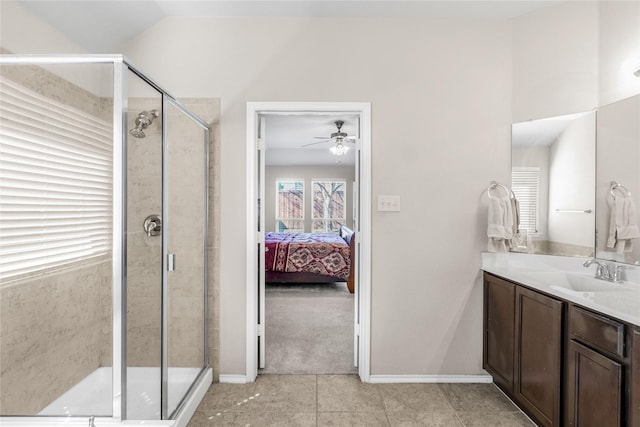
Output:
583 259 625 283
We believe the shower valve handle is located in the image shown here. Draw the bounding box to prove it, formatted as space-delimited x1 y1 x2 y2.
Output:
143 215 162 237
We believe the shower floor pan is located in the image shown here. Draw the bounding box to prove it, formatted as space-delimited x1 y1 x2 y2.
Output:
38 367 202 419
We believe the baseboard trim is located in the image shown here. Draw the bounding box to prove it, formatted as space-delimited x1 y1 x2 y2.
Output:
219 374 250 384
369 374 493 384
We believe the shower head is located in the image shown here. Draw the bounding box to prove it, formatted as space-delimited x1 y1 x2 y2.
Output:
129 109 159 138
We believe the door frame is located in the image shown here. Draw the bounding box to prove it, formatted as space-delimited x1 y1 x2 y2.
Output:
245 101 372 382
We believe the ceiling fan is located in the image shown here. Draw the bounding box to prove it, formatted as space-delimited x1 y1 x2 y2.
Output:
302 120 356 155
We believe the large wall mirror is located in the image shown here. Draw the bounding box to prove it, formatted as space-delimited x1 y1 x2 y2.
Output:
596 94 640 265
511 111 596 257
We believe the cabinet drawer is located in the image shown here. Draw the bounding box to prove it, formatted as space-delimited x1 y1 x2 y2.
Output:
569 305 625 358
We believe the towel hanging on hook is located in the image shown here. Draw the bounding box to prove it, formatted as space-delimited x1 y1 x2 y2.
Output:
486 181 520 252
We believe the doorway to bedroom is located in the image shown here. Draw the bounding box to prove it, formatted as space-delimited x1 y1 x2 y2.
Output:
246 102 372 381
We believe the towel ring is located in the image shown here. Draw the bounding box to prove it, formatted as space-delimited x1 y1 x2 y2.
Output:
487 181 514 199
610 181 631 199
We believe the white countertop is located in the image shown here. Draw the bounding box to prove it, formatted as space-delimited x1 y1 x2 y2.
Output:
482 252 640 327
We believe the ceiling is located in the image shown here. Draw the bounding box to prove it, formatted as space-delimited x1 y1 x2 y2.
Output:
17 0 564 53
14 0 564 167
264 114 359 166
512 111 593 147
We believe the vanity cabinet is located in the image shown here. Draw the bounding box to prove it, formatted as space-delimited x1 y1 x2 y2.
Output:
484 272 639 427
483 273 562 427
632 328 640 427
565 305 624 427
514 286 563 426
483 274 515 393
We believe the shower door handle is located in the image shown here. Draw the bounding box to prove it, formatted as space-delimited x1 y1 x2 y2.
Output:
167 253 176 272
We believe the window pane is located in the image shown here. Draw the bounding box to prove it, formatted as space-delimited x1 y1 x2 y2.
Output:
512 167 540 233
312 220 343 233
312 180 345 233
276 180 304 233
277 220 304 233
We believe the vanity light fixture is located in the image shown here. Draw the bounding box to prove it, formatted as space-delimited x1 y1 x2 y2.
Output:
622 55 640 77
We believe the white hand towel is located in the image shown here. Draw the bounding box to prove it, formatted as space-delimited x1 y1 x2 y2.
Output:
607 196 640 253
487 196 514 253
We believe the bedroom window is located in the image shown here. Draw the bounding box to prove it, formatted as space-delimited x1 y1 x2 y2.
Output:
512 167 540 234
312 179 346 233
0 78 113 280
276 179 304 232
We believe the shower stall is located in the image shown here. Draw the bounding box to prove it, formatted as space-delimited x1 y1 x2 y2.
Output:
0 55 212 426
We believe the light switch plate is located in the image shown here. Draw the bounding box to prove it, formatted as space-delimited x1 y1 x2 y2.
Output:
378 195 401 212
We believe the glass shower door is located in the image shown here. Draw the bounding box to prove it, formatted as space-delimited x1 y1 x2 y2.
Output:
125 70 163 420
163 100 208 417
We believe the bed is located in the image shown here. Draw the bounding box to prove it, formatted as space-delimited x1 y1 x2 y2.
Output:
265 225 355 293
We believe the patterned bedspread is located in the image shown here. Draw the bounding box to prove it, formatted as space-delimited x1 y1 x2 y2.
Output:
265 232 351 280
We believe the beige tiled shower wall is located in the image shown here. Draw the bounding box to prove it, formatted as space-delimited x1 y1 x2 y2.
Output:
126 97 163 367
0 259 112 415
0 65 113 415
124 97 220 378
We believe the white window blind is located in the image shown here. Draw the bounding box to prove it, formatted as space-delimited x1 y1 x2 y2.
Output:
512 167 540 234
0 78 112 280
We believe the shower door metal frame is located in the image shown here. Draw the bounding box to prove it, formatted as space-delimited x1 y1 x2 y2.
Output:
124 61 211 421
0 54 210 423
160 96 211 420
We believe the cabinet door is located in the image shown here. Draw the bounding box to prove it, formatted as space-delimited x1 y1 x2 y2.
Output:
514 286 563 427
566 340 622 427
483 274 515 393
632 328 640 427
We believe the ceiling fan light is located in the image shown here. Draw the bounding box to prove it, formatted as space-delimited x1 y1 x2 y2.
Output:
330 142 349 156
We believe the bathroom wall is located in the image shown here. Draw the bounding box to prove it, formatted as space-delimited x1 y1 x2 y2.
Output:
512 1 640 120
121 16 513 377
4 0 639 380
0 66 112 414
598 1 640 106
265 165 356 233
511 1 599 122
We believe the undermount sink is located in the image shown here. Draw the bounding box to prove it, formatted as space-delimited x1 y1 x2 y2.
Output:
554 273 633 292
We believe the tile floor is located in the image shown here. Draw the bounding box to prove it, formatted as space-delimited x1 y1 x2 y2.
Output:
187 374 537 426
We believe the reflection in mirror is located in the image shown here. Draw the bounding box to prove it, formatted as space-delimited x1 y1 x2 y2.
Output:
596 95 640 265
511 111 595 257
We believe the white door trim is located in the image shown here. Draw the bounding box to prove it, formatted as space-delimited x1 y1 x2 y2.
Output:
245 101 372 382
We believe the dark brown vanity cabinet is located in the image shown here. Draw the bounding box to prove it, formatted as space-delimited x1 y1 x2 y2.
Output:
566 305 625 427
484 272 639 427
514 286 563 426
483 273 562 427
632 328 640 427
483 274 515 393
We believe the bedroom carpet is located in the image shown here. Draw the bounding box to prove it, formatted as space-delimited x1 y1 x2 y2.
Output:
260 282 357 375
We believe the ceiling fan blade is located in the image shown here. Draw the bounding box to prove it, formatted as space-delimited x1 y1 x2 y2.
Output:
302 139 331 147
313 136 331 139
